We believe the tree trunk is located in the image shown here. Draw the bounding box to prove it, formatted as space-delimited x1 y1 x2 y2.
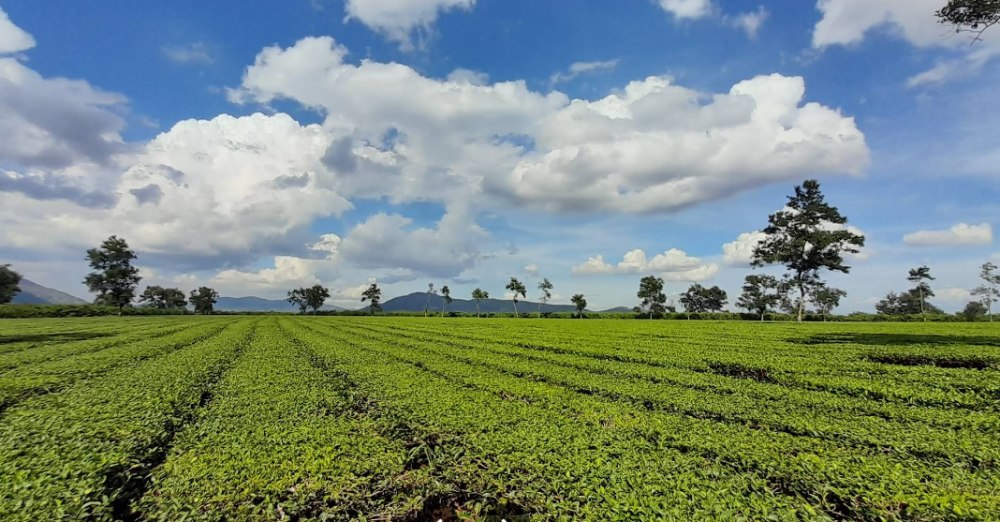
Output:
919 287 925 322
538 301 541 319
797 284 805 323
475 301 480 318
513 300 518 318
760 311 764 322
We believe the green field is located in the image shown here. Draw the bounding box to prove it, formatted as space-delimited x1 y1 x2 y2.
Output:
0 317 998 521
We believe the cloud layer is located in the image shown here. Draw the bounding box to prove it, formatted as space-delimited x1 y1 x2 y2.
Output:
903 223 994 246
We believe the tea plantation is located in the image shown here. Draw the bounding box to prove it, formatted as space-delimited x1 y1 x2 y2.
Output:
0 316 998 521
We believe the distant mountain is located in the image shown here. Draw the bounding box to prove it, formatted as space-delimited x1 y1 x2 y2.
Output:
215 296 344 312
599 306 634 313
379 292 579 314
11 279 88 305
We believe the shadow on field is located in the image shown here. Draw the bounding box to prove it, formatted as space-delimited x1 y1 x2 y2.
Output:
0 332 113 345
789 333 1000 348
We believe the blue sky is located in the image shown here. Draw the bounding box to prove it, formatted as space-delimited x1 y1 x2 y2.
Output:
0 0 997 311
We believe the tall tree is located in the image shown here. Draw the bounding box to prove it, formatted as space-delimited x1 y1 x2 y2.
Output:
139 286 187 309
971 261 1000 322
537 277 553 318
752 180 865 322
811 286 847 322
425 283 436 317
189 287 219 315
84 236 142 316
441 285 452 316
736 274 784 321
305 285 330 314
471 288 489 318
936 0 1000 40
287 288 308 314
0 264 22 304
571 293 587 318
679 284 727 314
362 283 382 315
637 275 667 319
506 277 526 318
907 266 935 322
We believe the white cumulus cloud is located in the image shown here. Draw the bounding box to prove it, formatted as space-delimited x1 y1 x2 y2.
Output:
0 8 34 54
812 0 1000 86
572 248 718 281
344 0 475 50
903 223 994 246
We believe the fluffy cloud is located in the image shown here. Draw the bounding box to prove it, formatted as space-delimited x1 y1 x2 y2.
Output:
339 208 487 278
490 74 867 213
657 0 713 20
722 230 767 265
572 248 718 281
937 287 972 302
0 57 128 172
812 0 1000 86
0 8 34 54
903 222 994 246
343 0 475 49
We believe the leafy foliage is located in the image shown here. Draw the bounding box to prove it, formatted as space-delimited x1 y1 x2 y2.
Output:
971 261 1000 321
138 285 187 309
679 284 728 313
936 0 1000 39
0 264 22 304
752 180 864 322
637 275 667 318
505 277 526 317
362 283 382 315
571 293 587 318
471 288 489 317
83 236 141 314
736 274 784 320
189 287 219 315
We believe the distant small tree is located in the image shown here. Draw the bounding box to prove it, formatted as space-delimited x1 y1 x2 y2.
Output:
84 236 142 316
362 283 382 315
425 283 436 317
811 286 847 322
139 286 187 309
752 180 864 322
971 261 999 322
907 266 935 322
441 285 452 316
962 300 987 322
537 277 553 318
189 287 219 315
571 293 587 318
471 288 489 318
637 275 667 319
736 274 784 321
506 277 527 318
305 284 330 314
876 290 944 316
0 264 22 304
287 288 308 314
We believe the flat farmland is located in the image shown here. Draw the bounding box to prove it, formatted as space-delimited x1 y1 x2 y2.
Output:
0 317 998 521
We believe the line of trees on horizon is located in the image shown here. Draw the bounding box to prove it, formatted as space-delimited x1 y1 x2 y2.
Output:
1 181 997 321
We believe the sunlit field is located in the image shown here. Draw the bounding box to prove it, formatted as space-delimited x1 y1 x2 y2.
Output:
0 317 998 521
